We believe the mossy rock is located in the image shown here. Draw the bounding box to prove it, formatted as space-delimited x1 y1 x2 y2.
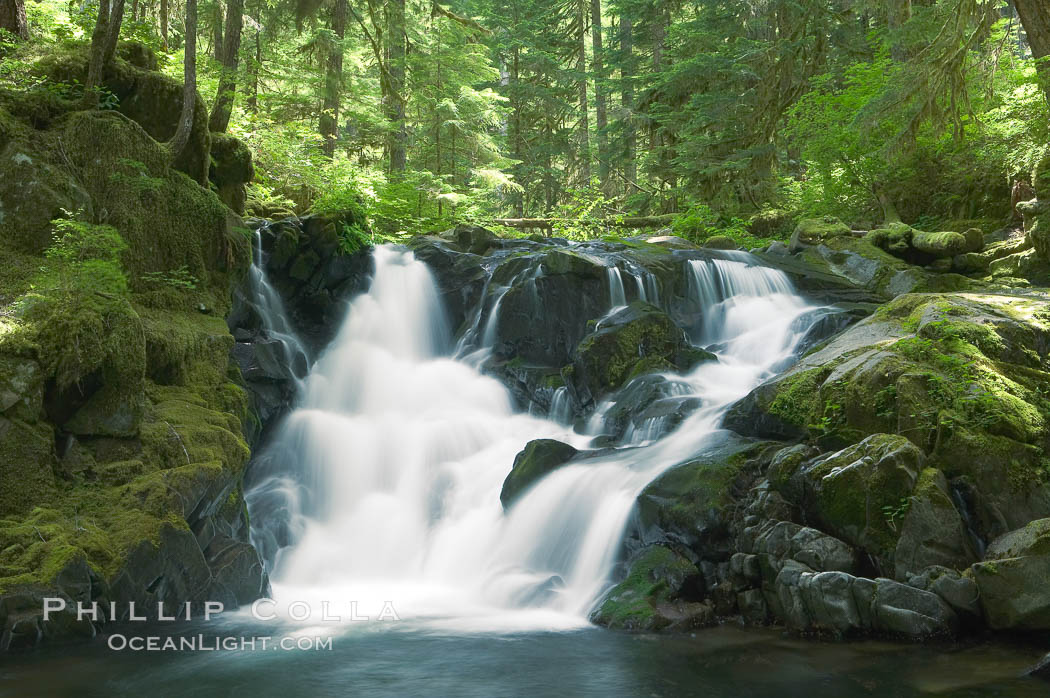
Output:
0 418 56 516
973 555 1050 630
794 434 923 562
702 235 738 250
209 133 254 215
729 292 1050 539
747 208 795 238
500 439 578 507
1019 199 1050 262
637 435 770 555
569 301 714 403
893 468 977 579
33 45 211 184
984 518 1050 560
911 230 973 258
789 216 851 252
0 139 94 255
591 545 708 631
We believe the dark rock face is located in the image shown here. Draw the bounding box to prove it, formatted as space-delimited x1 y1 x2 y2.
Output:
487 247 610 366
228 212 373 440
565 302 715 410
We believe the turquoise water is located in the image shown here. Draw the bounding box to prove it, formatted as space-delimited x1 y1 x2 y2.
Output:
1 622 1046 697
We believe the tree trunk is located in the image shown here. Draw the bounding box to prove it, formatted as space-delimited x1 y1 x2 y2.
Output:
384 0 407 174
1014 0 1050 106
212 1 224 62
246 9 260 114
160 0 169 49
170 0 198 160
619 13 636 191
590 0 609 194
83 0 112 107
102 0 126 72
576 0 590 186
0 0 29 40
319 0 346 156
208 0 244 132
510 3 524 217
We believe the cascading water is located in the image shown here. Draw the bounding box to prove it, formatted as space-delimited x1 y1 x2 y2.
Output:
247 227 312 382
606 267 627 311
246 243 823 633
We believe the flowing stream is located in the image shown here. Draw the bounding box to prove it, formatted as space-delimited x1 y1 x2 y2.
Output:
4 241 1047 698
246 243 819 633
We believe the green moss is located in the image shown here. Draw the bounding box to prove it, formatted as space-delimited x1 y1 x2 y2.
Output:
793 216 851 246
574 302 712 397
804 434 922 558
592 546 700 630
767 367 826 432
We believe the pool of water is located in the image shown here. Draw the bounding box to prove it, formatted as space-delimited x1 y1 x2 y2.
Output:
1 621 1046 697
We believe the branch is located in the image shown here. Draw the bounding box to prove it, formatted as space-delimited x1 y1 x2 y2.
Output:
430 2 491 36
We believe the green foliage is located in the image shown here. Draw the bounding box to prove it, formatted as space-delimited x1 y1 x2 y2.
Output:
19 213 129 317
882 497 912 533
141 266 199 290
671 204 779 249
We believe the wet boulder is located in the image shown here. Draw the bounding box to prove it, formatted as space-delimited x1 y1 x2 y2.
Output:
487 248 608 366
635 435 769 559
564 301 714 409
591 546 710 631
592 374 698 444
893 468 977 580
500 439 579 508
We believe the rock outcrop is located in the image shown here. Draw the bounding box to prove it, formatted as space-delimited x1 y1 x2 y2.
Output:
0 47 268 652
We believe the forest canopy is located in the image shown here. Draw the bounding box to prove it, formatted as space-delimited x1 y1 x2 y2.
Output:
1 0 1048 240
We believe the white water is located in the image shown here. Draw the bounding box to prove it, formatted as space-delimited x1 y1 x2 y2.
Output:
249 228 311 382
606 267 627 311
247 244 818 634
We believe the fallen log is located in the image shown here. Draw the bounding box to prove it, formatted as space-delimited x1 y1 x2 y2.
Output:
490 214 677 230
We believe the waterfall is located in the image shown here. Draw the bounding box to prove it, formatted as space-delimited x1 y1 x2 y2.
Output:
246 244 821 632
606 267 627 311
248 227 311 382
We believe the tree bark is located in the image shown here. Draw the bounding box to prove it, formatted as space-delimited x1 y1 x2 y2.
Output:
101 0 126 71
319 0 346 156
212 1 224 61
576 0 590 186
83 0 114 107
160 0 169 49
170 0 198 160
619 13 636 191
590 0 609 194
246 8 260 114
0 0 29 40
384 0 407 174
1014 0 1050 106
208 0 244 132
887 0 912 61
